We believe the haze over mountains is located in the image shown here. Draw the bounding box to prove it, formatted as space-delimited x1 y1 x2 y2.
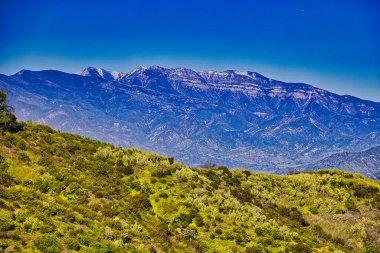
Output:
292 146 380 180
0 66 379 178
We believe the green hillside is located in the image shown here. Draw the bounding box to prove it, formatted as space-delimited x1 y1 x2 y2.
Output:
0 92 380 252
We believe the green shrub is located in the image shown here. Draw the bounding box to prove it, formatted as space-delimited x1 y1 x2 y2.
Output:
215 228 223 235
183 228 197 240
0 155 13 186
17 151 31 162
159 192 169 199
194 215 204 227
116 159 134 175
151 168 172 178
65 238 81 251
172 212 195 228
36 235 62 253
288 242 312 253
245 245 268 253
231 188 254 203
308 205 318 215
345 198 359 212
128 193 152 212
0 215 15 231
353 184 379 198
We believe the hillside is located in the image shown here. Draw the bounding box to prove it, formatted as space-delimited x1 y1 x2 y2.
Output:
1 66 379 173
0 96 380 252
288 146 380 180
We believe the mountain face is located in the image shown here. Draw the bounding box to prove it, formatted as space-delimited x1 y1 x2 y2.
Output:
289 146 380 180
77 66 124 81
0 66 380 173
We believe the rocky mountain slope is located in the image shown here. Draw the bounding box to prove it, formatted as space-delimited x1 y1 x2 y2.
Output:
0 66 379 174
289 146 380 180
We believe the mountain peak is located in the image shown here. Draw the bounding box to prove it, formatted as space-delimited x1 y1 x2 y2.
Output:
137 65 168 72
12 69 31 76
77 66 123 81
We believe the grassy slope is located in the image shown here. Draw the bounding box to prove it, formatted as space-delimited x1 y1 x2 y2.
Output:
0 123 379 253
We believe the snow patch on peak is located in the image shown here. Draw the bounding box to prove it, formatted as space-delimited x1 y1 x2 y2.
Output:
77 67 124 81
199 70 229 77
111 71 123 79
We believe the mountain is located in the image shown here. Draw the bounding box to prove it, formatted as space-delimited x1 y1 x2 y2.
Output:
77 66 124 81
0 66 379 174
288 146 380 180
0 105 379 252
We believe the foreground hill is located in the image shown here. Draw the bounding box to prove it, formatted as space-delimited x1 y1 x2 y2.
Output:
288 146 380 180
1 66 380 174
0 120 380 251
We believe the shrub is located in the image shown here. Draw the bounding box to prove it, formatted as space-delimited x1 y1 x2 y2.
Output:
151 168 172 178
65 238 81 251
231 188 254 203
309 205 318 215
345 198 359 212
246 245 268 253
174 168 197 183
158 192 169 199
183 228 197 240
194 215 204 227
23 216 43 232
288 242 312 253
216 166 232 177
128 193 152 213
198 169 221 189
353 184 379 198
277 206 309 226
35 176 56 193
172 212 195 228
117 161 134 175
0 155 13 186
36 235 62 253
18 151 31 162
122 235 132 243
254 227 264 236
235 232 251 246
0 215 15 232
0 242 8 251
312 225 332 241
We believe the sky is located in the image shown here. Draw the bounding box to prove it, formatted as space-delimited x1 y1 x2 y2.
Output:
0 0 379 101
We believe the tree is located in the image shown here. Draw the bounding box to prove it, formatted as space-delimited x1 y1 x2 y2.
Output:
201 161 216 169
0 90 22 132
0 154 13 186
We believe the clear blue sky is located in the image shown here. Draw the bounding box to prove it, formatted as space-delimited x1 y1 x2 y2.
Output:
1 0 379 101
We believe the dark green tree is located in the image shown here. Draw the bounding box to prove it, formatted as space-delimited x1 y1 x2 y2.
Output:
0 90 22 132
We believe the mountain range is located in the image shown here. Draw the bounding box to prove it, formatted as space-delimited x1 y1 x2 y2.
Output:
0 66 379 178
289 145 380 180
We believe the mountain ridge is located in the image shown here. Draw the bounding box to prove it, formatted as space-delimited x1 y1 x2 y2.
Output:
288 145 380 180
1 65 379 177
13 65 379 106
